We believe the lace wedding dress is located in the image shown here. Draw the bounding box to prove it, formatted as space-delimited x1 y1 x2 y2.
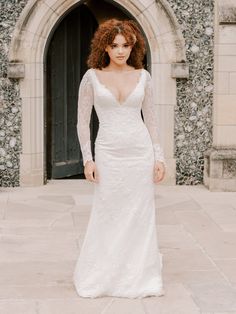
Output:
73 68 166 298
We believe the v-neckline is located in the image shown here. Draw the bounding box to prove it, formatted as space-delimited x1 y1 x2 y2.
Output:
92 68 144 106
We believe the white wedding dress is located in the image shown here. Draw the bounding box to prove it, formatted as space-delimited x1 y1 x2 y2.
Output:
73 68 166 298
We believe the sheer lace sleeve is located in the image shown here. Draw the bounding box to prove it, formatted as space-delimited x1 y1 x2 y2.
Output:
77 70 94 166
142 70 167 168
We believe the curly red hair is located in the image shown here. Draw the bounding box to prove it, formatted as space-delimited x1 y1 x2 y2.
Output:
87 19 146 69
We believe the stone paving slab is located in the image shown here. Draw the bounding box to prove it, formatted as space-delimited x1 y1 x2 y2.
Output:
0 181 236 313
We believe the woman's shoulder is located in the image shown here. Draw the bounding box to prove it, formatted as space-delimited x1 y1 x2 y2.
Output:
80 68 94 84
142 68 151 78
83 68 93 77
141 69 152 87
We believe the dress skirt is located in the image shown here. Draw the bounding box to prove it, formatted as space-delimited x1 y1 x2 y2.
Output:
73 120 164 298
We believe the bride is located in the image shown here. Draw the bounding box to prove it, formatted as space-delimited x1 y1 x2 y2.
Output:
73 18 166 298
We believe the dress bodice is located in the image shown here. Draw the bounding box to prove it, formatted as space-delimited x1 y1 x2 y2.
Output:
89 68 146 129
76 68 166 167
90 68 145 107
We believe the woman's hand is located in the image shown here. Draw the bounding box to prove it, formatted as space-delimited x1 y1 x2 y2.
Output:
84 160 99 183
153 161 166 184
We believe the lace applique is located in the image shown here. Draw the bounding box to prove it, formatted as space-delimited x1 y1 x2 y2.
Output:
77 70 93 166
142 71 167 168
153 144 167 168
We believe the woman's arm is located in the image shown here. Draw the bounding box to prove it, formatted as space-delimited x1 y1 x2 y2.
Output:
141 70 167 168
77 70 94 166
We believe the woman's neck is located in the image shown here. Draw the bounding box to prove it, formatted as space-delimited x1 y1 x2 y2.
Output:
103 61 134 72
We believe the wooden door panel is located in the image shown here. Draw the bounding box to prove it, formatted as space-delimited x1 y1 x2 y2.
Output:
46 5 98 179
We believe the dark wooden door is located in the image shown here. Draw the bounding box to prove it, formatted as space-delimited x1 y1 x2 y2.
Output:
46 5 98 179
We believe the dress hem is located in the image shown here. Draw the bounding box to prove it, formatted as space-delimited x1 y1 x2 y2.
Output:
74 286 165 299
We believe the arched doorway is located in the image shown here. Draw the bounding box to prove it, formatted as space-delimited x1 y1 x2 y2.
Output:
8 0 186 186
46 4 98 179
45 1 149 180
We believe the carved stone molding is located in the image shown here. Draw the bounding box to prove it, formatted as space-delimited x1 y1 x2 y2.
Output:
7 62 25 79
219 0 236 24
171 62 189 78
204 146 236 191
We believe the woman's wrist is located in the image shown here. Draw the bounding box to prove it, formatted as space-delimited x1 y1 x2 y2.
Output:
84 159 94 167
155 159 167 168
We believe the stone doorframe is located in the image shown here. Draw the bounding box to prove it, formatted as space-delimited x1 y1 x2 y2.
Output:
8 0 187 186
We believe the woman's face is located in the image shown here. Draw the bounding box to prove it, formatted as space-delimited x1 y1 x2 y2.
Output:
105 34 132 66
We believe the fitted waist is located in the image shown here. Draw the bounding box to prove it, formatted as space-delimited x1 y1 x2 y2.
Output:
95 121 151 146
99 118 144 129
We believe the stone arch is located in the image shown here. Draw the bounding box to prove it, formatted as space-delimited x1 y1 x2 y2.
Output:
8 0 187 186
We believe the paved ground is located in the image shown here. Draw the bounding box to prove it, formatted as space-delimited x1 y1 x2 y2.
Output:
0 180 236 314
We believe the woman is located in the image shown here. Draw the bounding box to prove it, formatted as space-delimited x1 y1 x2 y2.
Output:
73 18 166 298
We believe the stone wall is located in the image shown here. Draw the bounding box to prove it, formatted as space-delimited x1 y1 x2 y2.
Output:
0 1 28 187
0 0 215 187
168 0 214 184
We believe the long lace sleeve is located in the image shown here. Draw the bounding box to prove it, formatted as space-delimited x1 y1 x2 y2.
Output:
142 70 167 168
77 70 94 166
